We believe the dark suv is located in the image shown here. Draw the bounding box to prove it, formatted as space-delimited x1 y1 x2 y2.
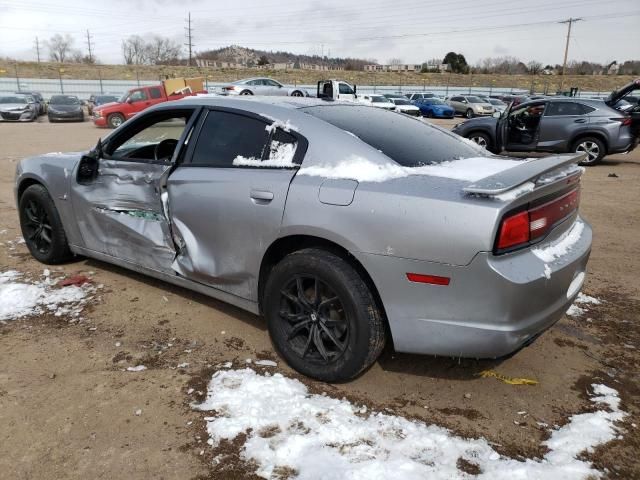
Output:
452 79 640 165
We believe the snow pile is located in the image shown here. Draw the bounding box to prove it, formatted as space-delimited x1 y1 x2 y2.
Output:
0 270 94 321
532 221 585 263
566 292 603 317
298 156 522 183
196 369 626 480
232 140 297 168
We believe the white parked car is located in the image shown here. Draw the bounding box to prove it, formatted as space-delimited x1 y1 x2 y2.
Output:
388 98 421 116
358 94 396 110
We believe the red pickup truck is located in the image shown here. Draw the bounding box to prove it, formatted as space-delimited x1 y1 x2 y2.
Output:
92 77 206 128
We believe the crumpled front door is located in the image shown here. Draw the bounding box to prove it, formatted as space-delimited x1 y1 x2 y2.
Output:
71 159 176 273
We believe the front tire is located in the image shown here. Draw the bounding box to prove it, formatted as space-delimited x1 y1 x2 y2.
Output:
573 136 606 165
468 132 492 151
263 249 386 382
239 90 253 96
465 108 474 119
107 113 125 128
19 184 73 264
291 90 304 97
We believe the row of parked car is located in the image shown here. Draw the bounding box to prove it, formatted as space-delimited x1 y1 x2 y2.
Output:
0 91 121 123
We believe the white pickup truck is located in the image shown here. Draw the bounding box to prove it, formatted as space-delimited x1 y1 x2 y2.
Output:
316 80 358 101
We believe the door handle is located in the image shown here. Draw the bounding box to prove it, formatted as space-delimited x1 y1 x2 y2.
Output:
574 118 587 123
250 189 274 203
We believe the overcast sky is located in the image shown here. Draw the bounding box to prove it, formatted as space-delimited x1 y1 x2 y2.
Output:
1 0 638 66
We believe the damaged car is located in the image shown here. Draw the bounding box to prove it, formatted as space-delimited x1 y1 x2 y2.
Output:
0 94 38 122
16 97 592 382
452 79 640 165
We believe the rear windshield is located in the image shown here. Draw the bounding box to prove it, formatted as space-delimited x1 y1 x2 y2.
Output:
302 105 487 166
0 96 27 104
370 96 389 103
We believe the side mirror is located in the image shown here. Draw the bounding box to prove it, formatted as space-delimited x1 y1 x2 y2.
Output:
461 100 467 104
77 138 103 184
126 98 133 104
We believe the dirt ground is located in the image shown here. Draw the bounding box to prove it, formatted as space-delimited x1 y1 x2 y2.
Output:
0 117 639 479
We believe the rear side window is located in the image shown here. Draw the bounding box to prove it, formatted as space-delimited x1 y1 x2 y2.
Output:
303 105 486 166
545 102 586 116
149 87 162 99
190 111 269 167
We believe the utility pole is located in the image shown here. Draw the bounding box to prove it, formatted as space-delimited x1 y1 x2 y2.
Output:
185 12 194 66
86 29 94 63
559 17 582 92
34 36 41 63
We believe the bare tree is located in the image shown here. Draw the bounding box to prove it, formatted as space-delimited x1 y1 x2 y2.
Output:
121 35 148 65
47 34 74 63
387 57 404 65
145 36 181 65
527 60 543 75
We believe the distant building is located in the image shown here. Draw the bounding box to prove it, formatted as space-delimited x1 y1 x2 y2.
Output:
365 63 448 72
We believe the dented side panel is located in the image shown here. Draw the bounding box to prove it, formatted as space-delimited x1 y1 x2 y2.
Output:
70 159 176 272
167 167 296 301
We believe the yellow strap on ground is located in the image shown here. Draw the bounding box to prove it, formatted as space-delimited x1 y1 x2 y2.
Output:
477 370 539 385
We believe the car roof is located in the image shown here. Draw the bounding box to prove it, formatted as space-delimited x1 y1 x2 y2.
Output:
234 77 279 83
176 95 337 110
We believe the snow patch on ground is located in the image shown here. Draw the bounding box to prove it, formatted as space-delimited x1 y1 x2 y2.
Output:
566 292 603 317
298 156 522 183
532 221 585 263
196 369 625 480
0 270 94 321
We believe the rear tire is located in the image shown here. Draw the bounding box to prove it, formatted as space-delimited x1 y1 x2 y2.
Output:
19 184 73 264
107 113 125 129
291 90 304 97
263 248 386 382
573 136 606 165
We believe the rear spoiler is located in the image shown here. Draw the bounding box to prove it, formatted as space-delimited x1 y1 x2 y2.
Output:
463 153 586 195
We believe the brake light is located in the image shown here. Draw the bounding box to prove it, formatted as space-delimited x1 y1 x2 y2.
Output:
223 86 236 91
496 188 580 252
611 117 632 126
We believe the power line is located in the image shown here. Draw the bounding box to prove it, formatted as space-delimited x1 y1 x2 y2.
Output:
559 17 582 90
184 12 194 66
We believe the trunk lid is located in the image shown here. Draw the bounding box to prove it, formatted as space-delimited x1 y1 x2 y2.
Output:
605 78 640 107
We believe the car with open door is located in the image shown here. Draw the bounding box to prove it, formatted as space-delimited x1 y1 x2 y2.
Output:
16 97 592 382
451 79 640 165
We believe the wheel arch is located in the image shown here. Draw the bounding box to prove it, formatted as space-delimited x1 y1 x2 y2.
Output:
258 234 391 344
569 131 609 154
17 176 46 201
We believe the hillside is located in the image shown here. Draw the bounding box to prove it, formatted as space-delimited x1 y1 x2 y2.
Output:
0 60 635 94
197 45 370 70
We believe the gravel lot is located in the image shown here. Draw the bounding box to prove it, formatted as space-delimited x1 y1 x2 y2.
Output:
0 117 639 479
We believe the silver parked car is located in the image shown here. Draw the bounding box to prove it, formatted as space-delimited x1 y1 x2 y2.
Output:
222 77 307 97
447 95 495 118
15 97 591 382
0 94 38 122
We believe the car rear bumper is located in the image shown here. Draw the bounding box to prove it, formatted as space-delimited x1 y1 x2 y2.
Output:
356 216 592 358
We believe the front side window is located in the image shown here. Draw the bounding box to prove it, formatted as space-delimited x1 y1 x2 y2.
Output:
190 111 269 167
110 113 191 162
129 90 148 102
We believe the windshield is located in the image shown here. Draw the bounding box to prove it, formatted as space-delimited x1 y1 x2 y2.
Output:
96 95 118 104
50 95 80 105
467 96 484 103
426 99 445 105
393 99 411 105
0 96 27 104
370 96 390 103
303 105 488 166
489 99 506 106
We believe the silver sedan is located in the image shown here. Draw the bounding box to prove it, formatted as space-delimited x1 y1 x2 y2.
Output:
221 77 307 97
15 97 591 382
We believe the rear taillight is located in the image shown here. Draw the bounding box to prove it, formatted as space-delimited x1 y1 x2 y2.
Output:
223 86 236 91
611 117 632 126
496 188 580 252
